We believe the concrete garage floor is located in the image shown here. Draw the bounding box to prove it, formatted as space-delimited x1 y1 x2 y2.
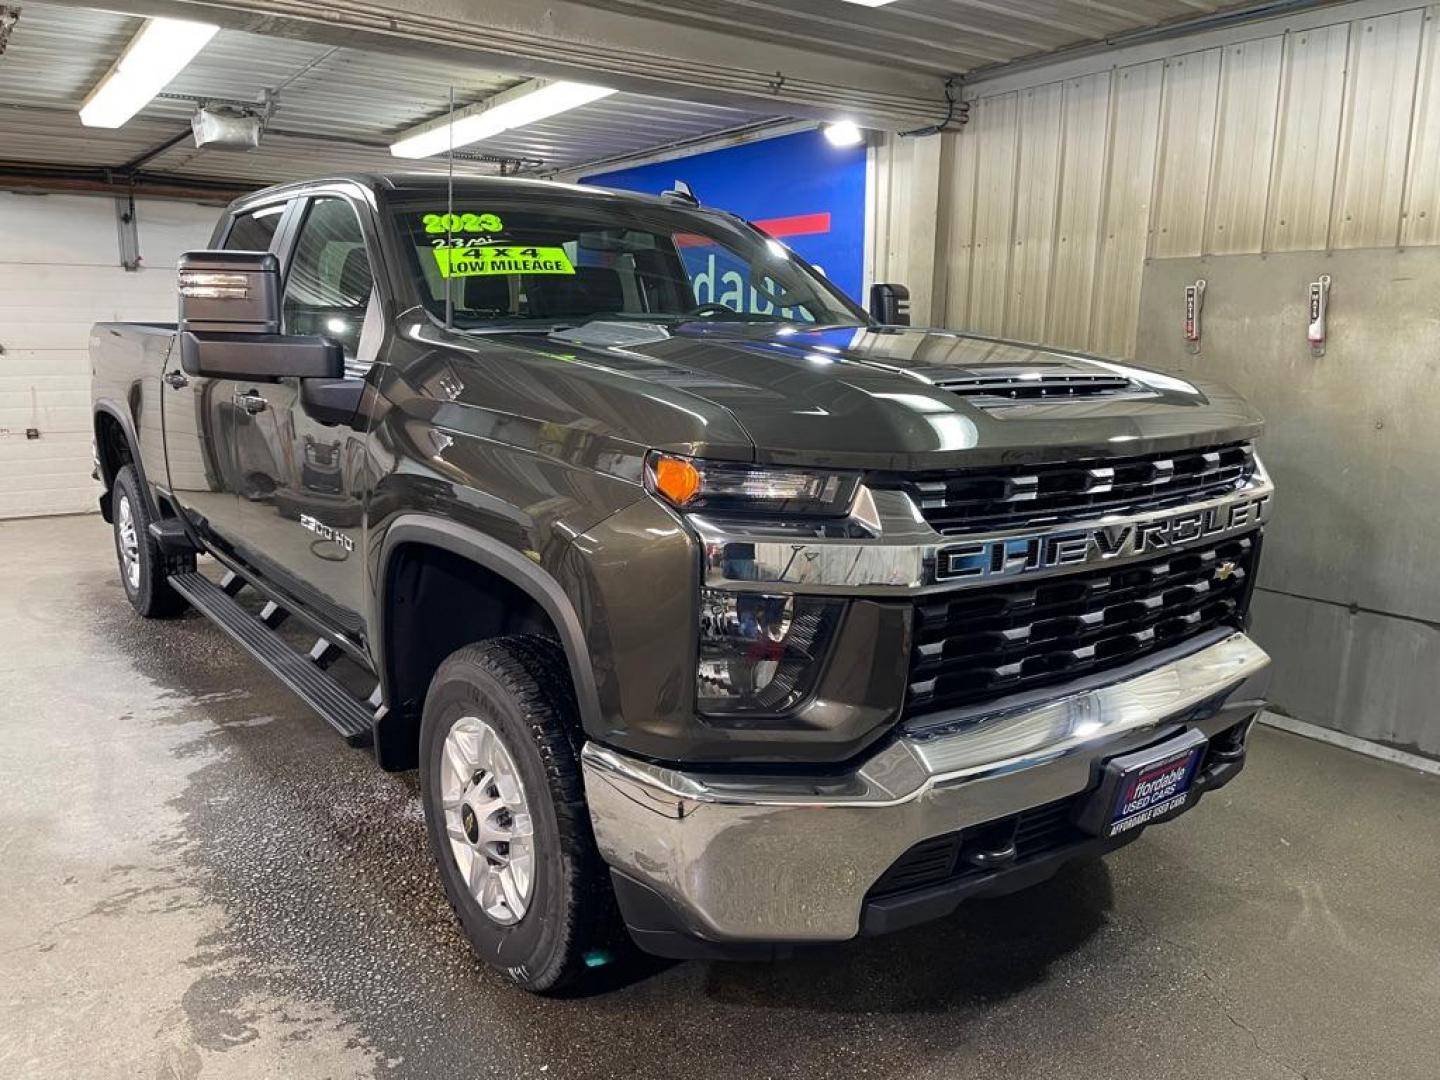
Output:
2 515 1439 1080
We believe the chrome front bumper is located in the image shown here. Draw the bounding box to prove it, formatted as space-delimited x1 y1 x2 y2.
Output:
581 631 1271 946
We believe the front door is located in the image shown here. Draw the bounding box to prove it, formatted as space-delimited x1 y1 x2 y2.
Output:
161 200 291 547
223 194 381 647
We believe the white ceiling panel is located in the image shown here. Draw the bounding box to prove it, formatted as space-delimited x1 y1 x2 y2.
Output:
0 1 780 188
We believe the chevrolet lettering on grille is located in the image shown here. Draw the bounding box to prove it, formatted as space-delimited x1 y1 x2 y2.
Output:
935 492 1271 583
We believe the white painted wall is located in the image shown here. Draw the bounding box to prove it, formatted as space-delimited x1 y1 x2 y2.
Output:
0 192 218 519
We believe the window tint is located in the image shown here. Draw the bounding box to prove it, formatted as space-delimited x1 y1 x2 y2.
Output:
282 197 374 358
224 204 285 251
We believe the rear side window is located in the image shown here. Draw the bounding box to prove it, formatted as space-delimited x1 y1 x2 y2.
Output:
223 204 285 251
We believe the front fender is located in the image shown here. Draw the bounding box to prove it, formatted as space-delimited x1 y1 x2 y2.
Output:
372 515 604 733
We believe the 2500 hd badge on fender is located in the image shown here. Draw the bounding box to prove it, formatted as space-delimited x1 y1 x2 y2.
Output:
91 174 1273 993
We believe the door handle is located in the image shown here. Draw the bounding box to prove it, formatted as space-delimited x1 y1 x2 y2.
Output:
233 390 268 415
164 370 188 390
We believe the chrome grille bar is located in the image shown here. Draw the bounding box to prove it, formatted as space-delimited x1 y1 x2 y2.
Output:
905 535 1258 717
895 442 1256 534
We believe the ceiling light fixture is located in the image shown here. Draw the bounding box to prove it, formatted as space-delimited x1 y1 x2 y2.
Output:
79 17 219 128
840 0 899 6
822 120 865 148
391 79 616 159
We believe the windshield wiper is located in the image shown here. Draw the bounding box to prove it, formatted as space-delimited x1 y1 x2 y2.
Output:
458 320 575 335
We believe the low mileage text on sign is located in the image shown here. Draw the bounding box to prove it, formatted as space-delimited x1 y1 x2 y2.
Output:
432 244 575 279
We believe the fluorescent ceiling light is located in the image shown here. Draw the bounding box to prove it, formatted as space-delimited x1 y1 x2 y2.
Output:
391 80 617 159
823 120 864 147
79 17 218 128
841 0 899 6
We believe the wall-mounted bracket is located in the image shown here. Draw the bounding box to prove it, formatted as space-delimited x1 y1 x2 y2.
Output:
1308 273 1331 356
114 195 140 271
1183 278 1206 352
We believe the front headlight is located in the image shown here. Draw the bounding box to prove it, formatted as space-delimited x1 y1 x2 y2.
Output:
646 452 859 518
696 589 842 716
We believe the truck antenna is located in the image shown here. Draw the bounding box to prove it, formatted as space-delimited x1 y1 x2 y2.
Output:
445 84 455 330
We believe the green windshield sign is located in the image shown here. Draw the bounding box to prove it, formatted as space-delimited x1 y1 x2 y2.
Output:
432 244 575 279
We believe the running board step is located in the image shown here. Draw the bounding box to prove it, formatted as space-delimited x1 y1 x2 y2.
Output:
169 571 374 746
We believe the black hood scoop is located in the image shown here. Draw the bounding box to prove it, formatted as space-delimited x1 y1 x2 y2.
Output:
902 363 1146 407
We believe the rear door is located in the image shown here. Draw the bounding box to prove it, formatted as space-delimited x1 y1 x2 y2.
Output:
161 199 293 545
221 192 383 646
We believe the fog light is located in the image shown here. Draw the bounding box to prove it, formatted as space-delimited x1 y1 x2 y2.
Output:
697 589 841 716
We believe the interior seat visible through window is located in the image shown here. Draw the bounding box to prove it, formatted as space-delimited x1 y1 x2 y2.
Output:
282 197 374 360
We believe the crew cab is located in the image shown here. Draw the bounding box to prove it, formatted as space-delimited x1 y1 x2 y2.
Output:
91 173 1273 992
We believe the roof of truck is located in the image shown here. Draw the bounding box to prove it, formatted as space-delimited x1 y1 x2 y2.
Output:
226 172 690 214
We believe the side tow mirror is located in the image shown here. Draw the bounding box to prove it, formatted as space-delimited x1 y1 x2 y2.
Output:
869 283 911 326
177 250 342 381
179 250 280 334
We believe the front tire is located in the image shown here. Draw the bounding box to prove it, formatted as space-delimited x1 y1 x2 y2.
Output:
112 465 192 618
419 637 618 994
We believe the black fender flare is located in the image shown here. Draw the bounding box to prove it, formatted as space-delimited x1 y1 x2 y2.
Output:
373 515 603 734
93 400 160 522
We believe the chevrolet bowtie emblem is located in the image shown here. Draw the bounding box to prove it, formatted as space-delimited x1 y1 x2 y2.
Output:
1214 560 1239 581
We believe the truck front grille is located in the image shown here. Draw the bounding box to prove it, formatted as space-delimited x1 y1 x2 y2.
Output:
905 534 1258 718
896 441 1255 534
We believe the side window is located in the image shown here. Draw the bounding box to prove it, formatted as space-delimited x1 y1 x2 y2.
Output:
223 204 285 251
282 198 374 361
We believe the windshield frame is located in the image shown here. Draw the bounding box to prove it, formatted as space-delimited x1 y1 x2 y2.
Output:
382 188 873 333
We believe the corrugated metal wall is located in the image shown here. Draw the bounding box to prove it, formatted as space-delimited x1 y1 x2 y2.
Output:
869 0 1440 756
875 2 1440 352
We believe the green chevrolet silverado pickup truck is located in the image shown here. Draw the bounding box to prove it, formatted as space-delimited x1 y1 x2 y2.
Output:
91 172 1273 992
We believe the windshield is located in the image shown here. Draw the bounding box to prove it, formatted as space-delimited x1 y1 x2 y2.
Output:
390 196 867 330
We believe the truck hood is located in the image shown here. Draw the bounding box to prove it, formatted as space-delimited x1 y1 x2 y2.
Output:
417 320 1263 472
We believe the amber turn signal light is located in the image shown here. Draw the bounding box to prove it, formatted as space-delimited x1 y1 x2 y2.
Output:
651 455 702 506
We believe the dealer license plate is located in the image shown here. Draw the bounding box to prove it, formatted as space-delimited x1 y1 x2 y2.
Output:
1075 729 1209 838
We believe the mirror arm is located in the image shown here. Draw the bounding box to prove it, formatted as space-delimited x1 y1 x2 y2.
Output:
300 377 366 428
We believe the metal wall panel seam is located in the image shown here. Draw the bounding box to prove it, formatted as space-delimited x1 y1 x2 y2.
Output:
1258 29 1296 253
966 92 1021 334
942 127 981 328
1047 70 1113 350
1262 24 1350 252
1399 7 1440 245
1330 11 1426 249
1086 70 1122 353
1400 7 1440 244
1151 47 1225 258
1094 61 1163 357
1381 11 1426 248
1041 75 1076 348
1144 60 1170 262
1004 83 1063 341
1001 92 1022 337
1203 37 1284 255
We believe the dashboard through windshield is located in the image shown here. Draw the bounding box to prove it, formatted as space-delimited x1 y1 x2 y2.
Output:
390 196 867 330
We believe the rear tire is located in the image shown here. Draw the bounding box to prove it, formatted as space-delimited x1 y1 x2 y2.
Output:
112 465 193 618
419 637 618 994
